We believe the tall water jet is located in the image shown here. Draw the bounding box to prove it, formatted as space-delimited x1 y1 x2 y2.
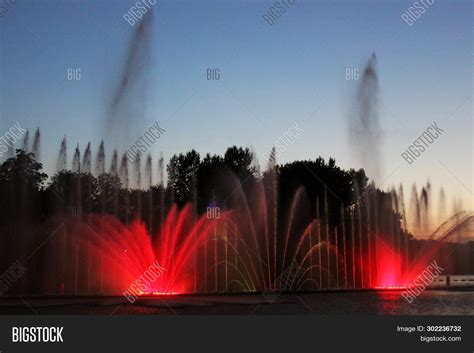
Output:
419 184 430 236
22 130 29 152
57 136 67 172
158 153 164 186
145 153 152 188
110 149 118 176
133 151 142 189
95 140 105 175
350 207 356 288
397 184 409 270
390 187 398 213
418 187 428 236
119 153 129 189
324 188 331 288
32 127 41 161
348 53 382 181
453 198 465 242
266 147 278 289
372 184 379 286
72 144 81 173
340 206 348 289
397 184 407 232
316 197 323 289
158 153 165 236
409 183 420 235
145 153 153 235
81 142 93 294
106 11 154 148
438 187 447 223
82 142 92 174
354 182 364 288
388 186 400 273
452 198 463 215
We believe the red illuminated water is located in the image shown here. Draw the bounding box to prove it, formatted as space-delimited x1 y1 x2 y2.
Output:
50 201 469 296
65 204 225 295
374 240 403 288
62 212 407 295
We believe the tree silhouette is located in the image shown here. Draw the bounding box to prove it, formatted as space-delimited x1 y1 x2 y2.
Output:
0 150 47 223
0 149 47 189
167 150 200 207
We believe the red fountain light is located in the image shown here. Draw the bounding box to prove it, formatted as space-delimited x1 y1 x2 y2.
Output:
373 239 404 290
69 204 226 296
137 291 181 296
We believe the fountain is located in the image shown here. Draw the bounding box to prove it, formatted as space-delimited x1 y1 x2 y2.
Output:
0 38 471 297
57 136 67 172
0 130 472 297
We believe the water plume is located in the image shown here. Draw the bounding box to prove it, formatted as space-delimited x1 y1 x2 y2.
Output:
453 197 463 216
133 151 142 189
95 140 105 175
348 53 382 181
22 130 29 152
106 11 154 148
158 153 164 186
72 143 81 173
57 136 67 172
419 186 429 235
145 153 152 188
397 184 407 231
409 183 420 234
390 186 398 213
32 127 41 161
110 149 118 176
119 153 129 189
82 142 92 174
389 181 467 238
438 187 447 222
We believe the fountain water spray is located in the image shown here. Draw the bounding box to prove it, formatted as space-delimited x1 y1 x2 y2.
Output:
82 142 92 174
57 137 67 172
110 149 118 176
119 153 129 189
133 151 142 189
106 11 154 148
22 130 29 152
72 144 81 173
145 153 153 188
32 127 41 161
95 140 105 175
348 53 382 181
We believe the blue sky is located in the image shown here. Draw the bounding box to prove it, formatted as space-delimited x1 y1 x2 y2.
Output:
0 0 472 210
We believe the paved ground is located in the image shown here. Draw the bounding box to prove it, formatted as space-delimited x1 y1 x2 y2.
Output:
0 289 473 315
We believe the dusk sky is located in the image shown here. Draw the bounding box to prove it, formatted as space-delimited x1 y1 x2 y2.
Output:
0 0 472 210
